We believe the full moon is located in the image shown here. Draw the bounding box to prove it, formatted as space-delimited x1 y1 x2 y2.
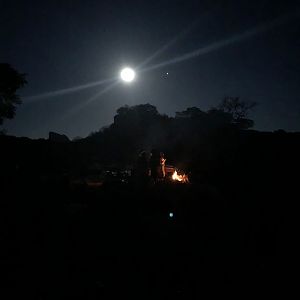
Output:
120 67 135 82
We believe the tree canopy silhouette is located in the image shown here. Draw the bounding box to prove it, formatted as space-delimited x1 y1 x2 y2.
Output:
218 97 257 129
84 101 256 166
0 63 27 125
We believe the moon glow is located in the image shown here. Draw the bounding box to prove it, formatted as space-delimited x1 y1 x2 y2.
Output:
120 68 135 82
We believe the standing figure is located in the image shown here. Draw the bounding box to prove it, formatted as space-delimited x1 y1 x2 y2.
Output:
160 152 166 178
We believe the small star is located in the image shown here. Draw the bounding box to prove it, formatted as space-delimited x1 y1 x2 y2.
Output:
166 72 169 75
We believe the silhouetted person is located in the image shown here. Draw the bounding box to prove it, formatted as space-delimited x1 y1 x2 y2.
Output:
160 152 166 178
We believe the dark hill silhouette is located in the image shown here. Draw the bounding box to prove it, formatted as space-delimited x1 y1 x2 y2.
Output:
49 131 70 143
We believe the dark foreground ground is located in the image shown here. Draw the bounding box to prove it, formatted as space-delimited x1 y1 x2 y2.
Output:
1 172 297 299
1 131 299 298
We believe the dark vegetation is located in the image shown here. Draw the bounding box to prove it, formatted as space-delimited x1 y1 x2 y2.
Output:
0 66 298 297
0 63 26 127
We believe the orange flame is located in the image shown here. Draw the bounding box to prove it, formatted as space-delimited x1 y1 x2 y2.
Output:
172 170 189 183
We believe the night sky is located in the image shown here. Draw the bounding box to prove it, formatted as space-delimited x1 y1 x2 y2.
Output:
1 0 300 139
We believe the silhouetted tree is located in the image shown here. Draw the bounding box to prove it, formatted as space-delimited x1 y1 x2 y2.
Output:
84 101 259 166
175 107 206 119
114 103 159 127
0 63 27 125
218 97 256 129
219 97 256 119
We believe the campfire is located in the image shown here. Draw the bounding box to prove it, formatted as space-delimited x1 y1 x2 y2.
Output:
172 170 189 183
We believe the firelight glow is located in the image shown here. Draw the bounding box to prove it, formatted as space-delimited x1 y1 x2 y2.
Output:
120 68 135 82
